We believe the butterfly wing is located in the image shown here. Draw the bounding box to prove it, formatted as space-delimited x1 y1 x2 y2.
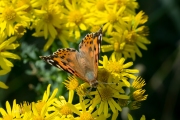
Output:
78 28 102 85
40 48 86 80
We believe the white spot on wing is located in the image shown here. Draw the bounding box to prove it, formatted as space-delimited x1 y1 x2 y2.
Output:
48 59 54 63
56 64 62 69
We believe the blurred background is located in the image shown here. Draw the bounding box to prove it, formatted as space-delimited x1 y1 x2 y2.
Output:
0 0 180 120
133 0 180 120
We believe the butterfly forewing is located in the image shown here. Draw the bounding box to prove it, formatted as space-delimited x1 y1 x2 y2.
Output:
40 48 86 80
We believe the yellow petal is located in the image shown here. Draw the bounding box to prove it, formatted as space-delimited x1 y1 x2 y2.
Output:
6 101 12 115
66 103 81 115
43 37 55 51
79 23 87 30
0 69 11 75
108 99 116 113
0 81 8 89
128 113 133 120
1 52 20 60
98 101 104 115
68 90 74 103
104 101 108 117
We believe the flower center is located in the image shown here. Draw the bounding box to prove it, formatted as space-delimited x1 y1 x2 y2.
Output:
98 69 110 83
99 87 113 101
44 13 53 23
107 61 123 73
3 7 16 21
56 28 62 34
96 1 105 11
69 10 83 25
63 76 79 90
125 32 137 44
76 83 88 97
14 24 26 36
60 104 72 115
80 112 94 120
108 13 117 23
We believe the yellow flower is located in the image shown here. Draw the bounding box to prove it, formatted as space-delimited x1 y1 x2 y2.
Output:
31 84 58 119
112 0 139 15
0 100 21 119
63 76 79 91
56 24 75 48
76 83 90 97
130 77 148 102
31 102 58 120
84 0 114 12
132 89 148 101
67 99 109 120
0 35 20 75
18 101 32 114
34 2 65 39
89 84 129 117
0 1 30 36
16 0 47 14
132 76 146 89
14 23 27 37
33 24 75 51
125 11 150 60
101 29 135 60
99 55 139 86
93 4 127 35
53 96 74 119
128 77 148 110
64 0 94 39
63 76 79 103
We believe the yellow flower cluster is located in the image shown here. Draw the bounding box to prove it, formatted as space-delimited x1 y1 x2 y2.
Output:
0 0 150 75
0 34 20 88
0 78 148 120
0 0 150 52
0 0 150 119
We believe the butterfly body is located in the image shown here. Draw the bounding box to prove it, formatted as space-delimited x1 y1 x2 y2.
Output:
40 28 102 87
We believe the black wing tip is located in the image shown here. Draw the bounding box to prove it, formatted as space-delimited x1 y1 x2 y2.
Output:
98 26 103 33
94 26 103 37
39 55 52 60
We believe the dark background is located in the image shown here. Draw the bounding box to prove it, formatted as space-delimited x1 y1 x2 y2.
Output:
133 0 180 120
0 0 180 120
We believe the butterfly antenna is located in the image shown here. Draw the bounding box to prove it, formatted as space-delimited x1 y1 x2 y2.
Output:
86 86 93 94
96 86 102 101
98 81 120 92
98 81 117 85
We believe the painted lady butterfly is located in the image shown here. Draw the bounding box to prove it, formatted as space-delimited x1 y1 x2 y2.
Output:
40 28 102 87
